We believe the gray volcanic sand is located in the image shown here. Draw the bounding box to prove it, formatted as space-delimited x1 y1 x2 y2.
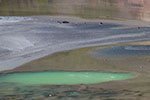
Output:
1 16 150 100
0 16 150 71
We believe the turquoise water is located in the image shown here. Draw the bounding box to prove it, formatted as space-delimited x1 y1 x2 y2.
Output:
0 71 133 85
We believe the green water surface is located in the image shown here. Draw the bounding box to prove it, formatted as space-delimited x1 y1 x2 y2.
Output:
0 71 133 85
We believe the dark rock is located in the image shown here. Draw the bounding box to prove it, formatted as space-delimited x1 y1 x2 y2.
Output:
57 21 70 24
138 94 143 96
57 21 62 24
134 91 140 93
122 89 128 92
62 21 69 24
100 22 103 24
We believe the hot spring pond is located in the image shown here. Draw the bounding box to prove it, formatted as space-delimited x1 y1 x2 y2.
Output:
0 71 133 85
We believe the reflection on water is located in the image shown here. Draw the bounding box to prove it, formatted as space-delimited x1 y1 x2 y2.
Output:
0 0 150 21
